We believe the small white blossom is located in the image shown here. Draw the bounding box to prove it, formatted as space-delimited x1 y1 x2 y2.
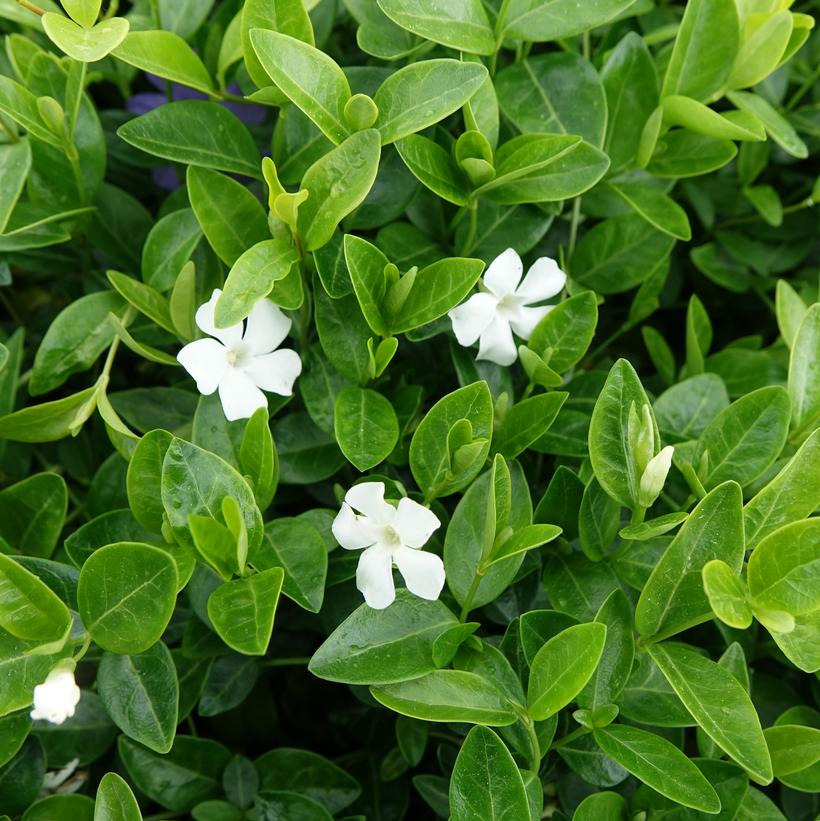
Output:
332 482 444 610
31 664 81 725
177 289 302 421
448 248 567 366
638 445 675 508
42 758 82 793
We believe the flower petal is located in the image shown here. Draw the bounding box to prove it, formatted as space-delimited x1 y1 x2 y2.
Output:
345 481 395 524
177 338 228 395
509 304 552 341
195 289 244 347
217 367 267 421
449 292 498 347
393 497 441 548
243 299 292 355
477 316 517 366
483 248 523 297
332 502 379 550
394 546 445 602
356 546 396 609
244 349 302 396
516 256 567 304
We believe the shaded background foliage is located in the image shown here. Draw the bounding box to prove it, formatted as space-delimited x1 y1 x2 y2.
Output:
0 0 818 819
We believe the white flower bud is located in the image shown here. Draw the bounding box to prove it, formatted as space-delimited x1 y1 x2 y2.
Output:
638 445 675 508
30 664 81 725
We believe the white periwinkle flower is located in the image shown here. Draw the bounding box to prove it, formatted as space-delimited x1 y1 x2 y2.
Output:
448 247 567 366
332 482 444 610
31 664 81 725
638 445 675 508
177 289 302 422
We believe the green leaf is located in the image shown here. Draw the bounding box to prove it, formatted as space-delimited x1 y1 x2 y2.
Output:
107 270 175 334
694 386 791 490
744 429 820 549
527 623 607 721
726 90 808 159
449 726 530 821
0 140 31 234
187 166 269 267
374 60 487 145
528 291 598 374
573 792 628 821
501 0 638 42
77 542 178 654
578 477 621 562
343 234 390 335
606 181 691 241
788 303 820 438
334 387 399 470
207 568 284 655
215 240 298 327
249 29 350 144
127 429 173 533
395 135 469 206
496 53 607 148
240 408 278 510
376 0 494 55
572 214 674 294
636 482 744 641
589 359 656 509
648 642 772 783
578 589 634 711
390 257 484 334
30 290 123 396
61 0 100 27
20 795 94 821
747 519 820 617
0 384 99 443
661 96 765 142
702 559 753 629
372 670 518 725
476 134 609 204
253 517 327 612
118 101 261 178
97 641 179 753
119 735 231 812
42 14 129 62
309 591 458 684
161 437 263 553
593 724 720 812
410 381 493 500
618 511 687 541
113 30 213 94
654 373 729 443
141 209 202 292
297 130 381 251
647 132 737 178
0 553 71 642
764 725 820 777
493 393 566 459
0 472 67 558
94 772 142 821
728 10 794 90
661 0 739 101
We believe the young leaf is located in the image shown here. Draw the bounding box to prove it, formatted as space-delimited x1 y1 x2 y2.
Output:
94 773 142 821
501 0 638 42
334 387 399 470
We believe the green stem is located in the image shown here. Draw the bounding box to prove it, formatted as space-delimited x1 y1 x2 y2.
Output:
567 196 582 258
14 0 44 15
0 115 19 143
630 505 646 526
583 324 629 366
522 717 541 773
786 63 820 111
459 200 479 256
550 726 590 751
459 572 483 622
717 196 815 229
582 31 590 60
261 656 311 667
66 61 86 148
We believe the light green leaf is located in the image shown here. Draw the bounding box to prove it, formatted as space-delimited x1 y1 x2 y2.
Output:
77 542 178 654
606 181 691 241
636 482 744 641
593 724 720 812
649 642 772 783
702 559 753 629
42 13 128 62
113 31 213 94
501 0 639 42
527 623 607 721
528 291 598 374
207 568 284 655
0 140 31 234
0 384 99 443
726 90 808 159
106 271 175 334
372 670 518 725
788 303 820 438
395 135 470 206
61 0 100 27
764 725 820 777
374 60 488 145
449 727 530 821
376 0 494 55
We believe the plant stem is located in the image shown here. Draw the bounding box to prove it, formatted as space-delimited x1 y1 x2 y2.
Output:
15 0 45 16
630 505 646 526
459 201 479 256
786 63 820 111
261 656 311 667
522 716 541 773
0 115 19 143
567 196 582 257
550 726 590 751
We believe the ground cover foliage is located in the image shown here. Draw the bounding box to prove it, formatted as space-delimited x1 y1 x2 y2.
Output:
0 0 818 818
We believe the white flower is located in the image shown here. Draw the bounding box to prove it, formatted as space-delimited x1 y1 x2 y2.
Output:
31 664 81 725
638 445 675 508
177 289 302 421
448 248 567 366
42 758 81 793
331 482 445 610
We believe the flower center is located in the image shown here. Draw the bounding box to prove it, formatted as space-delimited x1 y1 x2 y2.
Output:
496 292 522 318
225 343 250 369
381 525 402 548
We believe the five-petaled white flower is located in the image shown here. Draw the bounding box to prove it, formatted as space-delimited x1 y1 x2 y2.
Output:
31 664 81 725
449 247 567 366
332 482 445 610
177 289 302 422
